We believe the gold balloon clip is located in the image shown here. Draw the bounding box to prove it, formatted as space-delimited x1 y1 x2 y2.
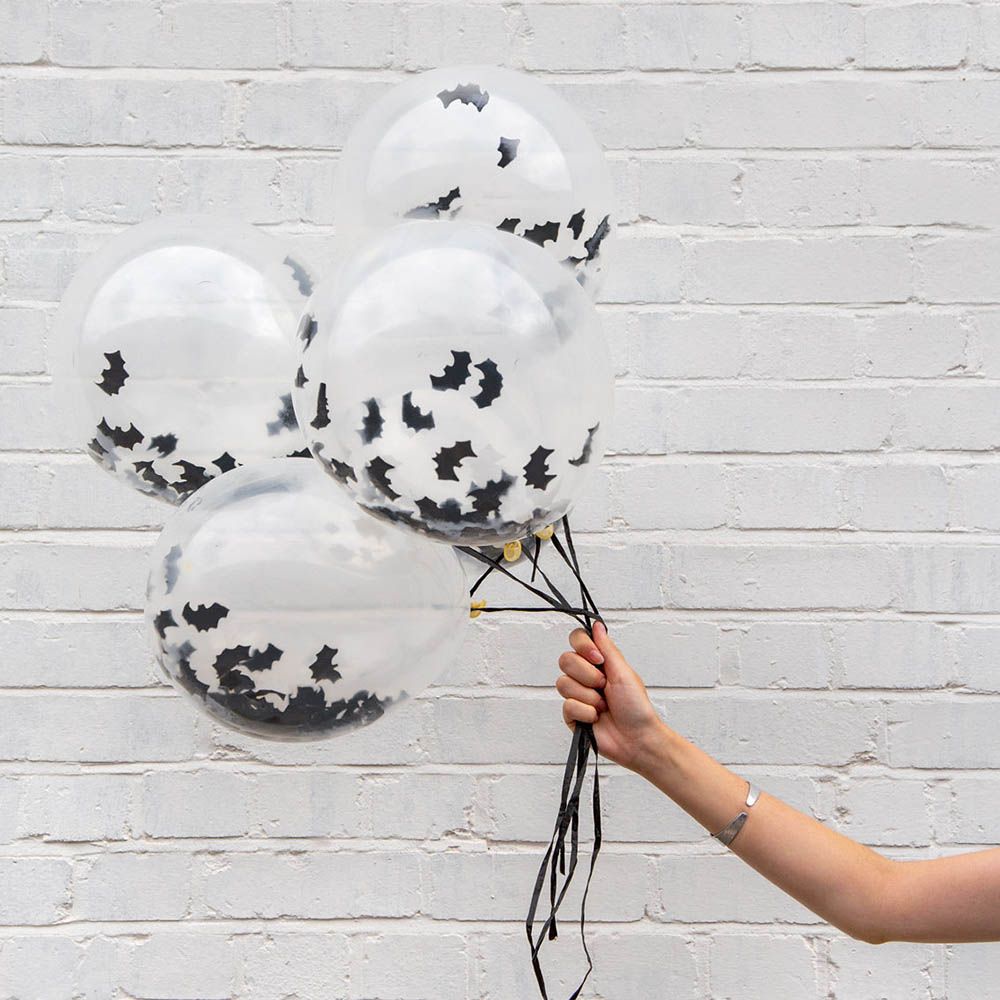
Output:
469 598 487 619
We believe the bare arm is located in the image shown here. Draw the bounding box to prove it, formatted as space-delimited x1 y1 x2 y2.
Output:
556 622 1000 945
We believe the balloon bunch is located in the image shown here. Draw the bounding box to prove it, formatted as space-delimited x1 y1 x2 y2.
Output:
58 66 616 995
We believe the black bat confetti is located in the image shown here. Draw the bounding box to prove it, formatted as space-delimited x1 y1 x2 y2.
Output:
367 456 400 500
405 186 462 220
584 214 611 260
430 350 472 391
416 496 464 523
244 644 284 672
96 350 128 396
295 365 308 388
213 452 237 473
298 312 318 349
164 545 183 594
308 645 342 684
471 359 503 409
149 433 177 457
267 393 298 435
284 255 314 296
468 472 513 519
568 209 586 241
360 398 384 443
401 391 435 432
153 609 177 640
568 423 599 467
133 460 170 493
524 446 556 490
434 440 477 481
524 220 561 247
497 136 520 168
330 456 357 483
182 601 230 632
97 418 143 450
437 82 489 111
498 217 520 234
172 461 212 496
311 383 330 429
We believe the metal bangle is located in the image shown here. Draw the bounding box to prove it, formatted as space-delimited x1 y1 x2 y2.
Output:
712 782 761 848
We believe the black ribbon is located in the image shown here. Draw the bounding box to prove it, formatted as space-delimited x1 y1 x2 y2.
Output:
458 515 604 1000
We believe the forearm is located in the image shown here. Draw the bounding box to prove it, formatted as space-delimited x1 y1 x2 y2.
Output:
635 722 894 944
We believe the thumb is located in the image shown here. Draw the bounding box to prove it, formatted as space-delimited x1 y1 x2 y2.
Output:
592 621 629 682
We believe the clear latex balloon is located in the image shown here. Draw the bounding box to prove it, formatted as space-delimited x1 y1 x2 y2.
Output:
146 459 467 740
55 215 317 504
294 221 613 547
337 65 615 297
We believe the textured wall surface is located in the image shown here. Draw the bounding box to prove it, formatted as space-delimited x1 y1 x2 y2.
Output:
3 1 1000 998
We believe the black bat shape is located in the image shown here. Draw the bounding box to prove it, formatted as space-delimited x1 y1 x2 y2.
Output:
298 312 318 349
88 437 108 459
360 398 384 443
434 440 477 481
267 393 298 436
164 544 183 594
149 433 177 457
497 217 520 234
213 645 251 683
467 472 513 519
97 418 143 450
280 685 333 728
524 220 561 248
286 447 311 459
584 214 611 261
295 365 308 388
213 452 237 473
471 359 503 409
405 186 461 220
523 446 556 490
244 643 283 672
96 350 129 396
568 423 600 467
330 457 357 483
497 136 520 168
430 350 472 391
308 644 342 684
437 82 489 111
367 455 400 500
153 608 177 639
568 208 586 241
172 461 212 496
401 391 434 431
133 460 170 493
182 601 230 632
416 496 464 523
284 255 314 297
311 383 330 429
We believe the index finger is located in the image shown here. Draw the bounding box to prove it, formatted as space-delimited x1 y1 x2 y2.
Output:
569 628 604 665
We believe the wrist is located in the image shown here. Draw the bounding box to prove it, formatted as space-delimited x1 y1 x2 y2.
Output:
630 718 677 778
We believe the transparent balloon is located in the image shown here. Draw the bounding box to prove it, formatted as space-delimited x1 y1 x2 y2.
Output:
55 215 317 505
146 459 468 740
294 221 614 547
337 65 615 297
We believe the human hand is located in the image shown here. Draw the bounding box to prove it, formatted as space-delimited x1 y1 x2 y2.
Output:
556 621 665 774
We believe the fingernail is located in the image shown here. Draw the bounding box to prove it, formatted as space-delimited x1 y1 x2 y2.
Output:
593 620 607 640
588 648 604 665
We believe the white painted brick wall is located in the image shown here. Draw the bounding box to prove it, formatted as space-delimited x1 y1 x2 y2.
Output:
3 2 1000 998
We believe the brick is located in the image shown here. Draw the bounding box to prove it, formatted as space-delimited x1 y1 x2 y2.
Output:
896 544 1000 613
51 0 281 69
737 622 835 689
600 233 683 305
0 858 72 924
741 158 860 226
834 777 932 847
17 773 132 842
829 938 943 999
638 158 742 226
956 625 1000 693
945 943 1000 996
4 78 228 147
521 4 625 72
920 81 1000 147
887 701 1000 768
747 4 861 69
0 694 204 763
629 310 743 379
0 308 47 374
836 620 955 690
732 464 846 530
0 0 46 63
946 777 1000 844
358 933 470 1000
864 4 970 70
711 934 819 999
858 310 970 378
950 464 1000 530
201 852 421 919
688 236 912 305
159 155 285 223
237 932 351 1000
74 852 193 920
0 155 53 221
58 154 162 223
617 462 728 530
895 386 1000 451
629 4 741 71
845 461 950 531
141 770 254 839
122 931 237 1000
0 619 158 688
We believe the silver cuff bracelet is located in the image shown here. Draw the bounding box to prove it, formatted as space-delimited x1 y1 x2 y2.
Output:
712 782 761 847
